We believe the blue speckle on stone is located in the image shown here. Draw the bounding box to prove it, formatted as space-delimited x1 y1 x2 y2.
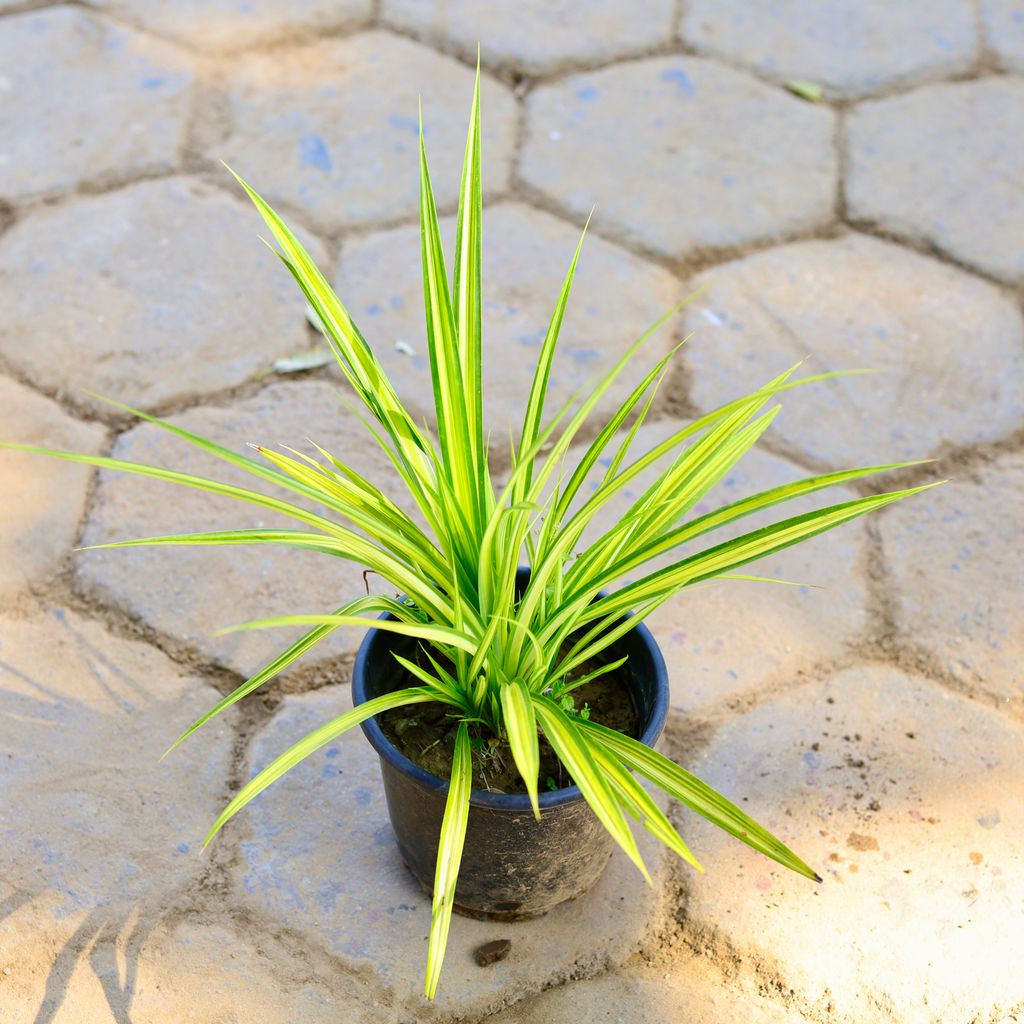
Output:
721 174 737 186
177 842 190 854
388 113 419 135
803 750 822 769
576 85 600 102
52 608 65 620
661 66 696 97
318 880 344 913
299 133 333 172
515 330 545 347
728 669 738 679
354 786 372 806
366 303 383 316
928 28 953 50
389 294 404 310
325 746 341 759
977 809 1001 829
141 76 165 90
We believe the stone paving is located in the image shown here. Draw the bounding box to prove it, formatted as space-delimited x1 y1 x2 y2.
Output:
0 3 1021 1023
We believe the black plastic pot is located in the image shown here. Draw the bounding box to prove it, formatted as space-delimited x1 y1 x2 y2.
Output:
353 570 669 920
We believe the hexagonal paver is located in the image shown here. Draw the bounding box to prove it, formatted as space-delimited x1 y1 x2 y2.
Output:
381 0 677 76
680 0 977 99
520 58 837 262
76 381 426 681
846 78 1024 285
677 666 1024 1023
681 234 1024 469
980 0 1024 72
0 177 323 416
231 686 672 1018
548 421 871 715
209 31 518 235
879 453 1024 707
486 960 808 1024
0 7 195 203
0 377 106 602
0 610 235 1017
333 201 683 440
88 0 373 56
127 917 385 1024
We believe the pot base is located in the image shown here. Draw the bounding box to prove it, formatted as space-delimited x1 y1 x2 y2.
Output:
409 869 601 921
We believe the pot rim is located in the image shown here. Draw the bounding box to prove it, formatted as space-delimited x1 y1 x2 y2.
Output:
352 599 669 812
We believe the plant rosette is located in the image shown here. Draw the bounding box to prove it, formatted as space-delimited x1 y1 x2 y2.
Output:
2 66 938 998
353 566 670 920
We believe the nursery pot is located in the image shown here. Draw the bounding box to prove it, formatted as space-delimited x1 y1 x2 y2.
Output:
353 569 669 921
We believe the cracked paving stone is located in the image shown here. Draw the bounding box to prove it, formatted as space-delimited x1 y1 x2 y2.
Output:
879 452 1024 707
680 0 977 99
520 57 836 262
88 0 373 56
208 30 518 235
486 958 810 1023
981 0 1024 71
0 177 323 417
380 0 677 76
846 77 1024 286
76 380 425 681
0 377 106 603
230 687 672 1019
333 201 683 442
0 610 235 1018
681 234 1024 469
551 421 870 715
677 666 1024 1023
0 7 195 204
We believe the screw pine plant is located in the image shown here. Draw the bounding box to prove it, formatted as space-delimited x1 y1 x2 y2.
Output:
3 70 934 998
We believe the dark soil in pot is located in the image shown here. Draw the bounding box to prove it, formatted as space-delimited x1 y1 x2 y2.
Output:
378 644 640 795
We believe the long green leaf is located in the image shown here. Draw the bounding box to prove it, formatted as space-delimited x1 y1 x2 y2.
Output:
79 526 455 626
425 721 472 1000
590 741 703 872
585 483 939 622
419 109 481 541
514 212 592 504
204 687 436 844
452 61 486 518
579 720 819 881
532 695 649 882
500 679 541 818
596 458 931 581
163 600 376 758
216 612 481 656
225 165 435 487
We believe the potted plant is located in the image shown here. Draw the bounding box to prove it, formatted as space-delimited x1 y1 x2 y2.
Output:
3 70 934 998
